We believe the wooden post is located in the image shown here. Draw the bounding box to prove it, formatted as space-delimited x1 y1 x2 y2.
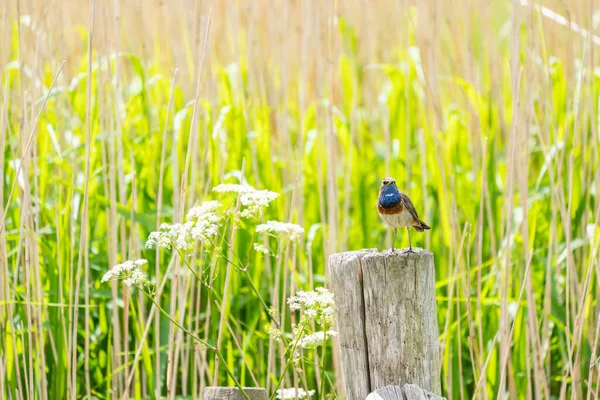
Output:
329 248 442 400
366 384 446 400
202 387 268 400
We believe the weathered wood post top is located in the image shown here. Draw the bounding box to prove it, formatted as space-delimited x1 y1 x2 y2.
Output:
202 387 268 400
329 248 443 400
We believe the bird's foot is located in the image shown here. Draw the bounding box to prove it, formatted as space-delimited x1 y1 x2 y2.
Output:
402 247 415 254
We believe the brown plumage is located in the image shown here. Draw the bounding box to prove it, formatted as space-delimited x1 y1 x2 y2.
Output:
401 194 430 232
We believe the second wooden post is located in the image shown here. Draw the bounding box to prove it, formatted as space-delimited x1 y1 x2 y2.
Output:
329 248 441 400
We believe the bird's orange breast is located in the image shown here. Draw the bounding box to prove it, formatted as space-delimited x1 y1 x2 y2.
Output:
377 201 404 215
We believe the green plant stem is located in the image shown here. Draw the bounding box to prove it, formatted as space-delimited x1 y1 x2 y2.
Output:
319 322 327 399
175 248 205 283
178 247 283 335
211 241 283 329
270 321 308 400
144 290 250 400
298 357 337 394
241 268 281 327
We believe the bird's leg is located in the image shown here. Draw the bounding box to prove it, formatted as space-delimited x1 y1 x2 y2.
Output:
404 227 414 254
392 228 397 251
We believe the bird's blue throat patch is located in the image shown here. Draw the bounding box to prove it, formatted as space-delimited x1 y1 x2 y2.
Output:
379 186 401 209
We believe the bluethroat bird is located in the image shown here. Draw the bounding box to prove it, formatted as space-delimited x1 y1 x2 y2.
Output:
377 177 430 252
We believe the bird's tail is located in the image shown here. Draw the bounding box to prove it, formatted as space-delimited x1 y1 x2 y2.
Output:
412 219 431 232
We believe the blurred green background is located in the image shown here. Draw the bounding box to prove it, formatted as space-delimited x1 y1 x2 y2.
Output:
1 0 600 398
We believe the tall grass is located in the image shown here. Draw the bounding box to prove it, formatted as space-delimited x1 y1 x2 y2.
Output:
1 0 600 398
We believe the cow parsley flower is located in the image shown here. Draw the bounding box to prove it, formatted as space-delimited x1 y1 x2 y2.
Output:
239 190 279 218
187 200 223 245
123 269 149 287
253 243 270 254
213 183 279 218
304 309 317 318
287 287 335 326
274 289 337 376
256 221 304 242
267 325 284 342
276 388 315 399
212 183 255 195
102 259 149 288
145 201 223 252
299 330 338 348
146 222 195 252
186 200 222 220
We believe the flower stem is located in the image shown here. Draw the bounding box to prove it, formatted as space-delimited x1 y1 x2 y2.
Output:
213 243 283 329
270 321 307 400
176 249 205 282
319 322 327 399
144 291 250 400
242 268 281 327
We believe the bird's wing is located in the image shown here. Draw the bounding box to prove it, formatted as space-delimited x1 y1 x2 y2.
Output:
401 193 420 221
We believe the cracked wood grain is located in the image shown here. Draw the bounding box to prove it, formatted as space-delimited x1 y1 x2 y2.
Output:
329 248 442 400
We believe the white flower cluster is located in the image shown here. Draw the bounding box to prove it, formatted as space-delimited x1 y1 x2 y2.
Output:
256 221 304 242
268 287 337 371
101 259 149 288
287 287 335 326
213 183 279 218
299 330 338 348
275 388 315 399
212 183 254 194
253 243 270 254
187 200 223 244
267 324 284 342
186 200 221 220
145 201 223 252
146 222 195 252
